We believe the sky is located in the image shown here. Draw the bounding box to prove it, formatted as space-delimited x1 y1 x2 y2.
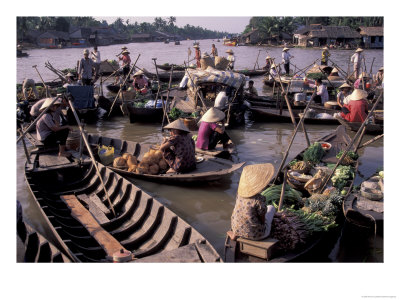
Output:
95 16 252 34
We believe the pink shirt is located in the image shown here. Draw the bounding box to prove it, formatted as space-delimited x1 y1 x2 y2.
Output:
196 122 218 150
120 54 131 67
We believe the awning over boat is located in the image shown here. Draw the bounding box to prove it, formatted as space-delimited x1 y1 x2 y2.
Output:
186 67 246 91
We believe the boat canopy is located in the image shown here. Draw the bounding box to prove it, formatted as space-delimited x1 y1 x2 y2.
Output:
186 67 246 91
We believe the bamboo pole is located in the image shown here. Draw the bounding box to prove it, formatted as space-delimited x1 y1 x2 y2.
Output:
369 57 376 77
152 58 162 108
292 59 319 77
103 65 124 82
225 86 241 127
32 65 49 97
17 129 32 164
161 65 174 130
357 134 383 149
278 171 288 212
253 50 261 70
183 61 208 112
107 54 140 118
67 97 116 218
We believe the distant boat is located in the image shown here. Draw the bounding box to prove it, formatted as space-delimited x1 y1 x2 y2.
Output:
164 39 170 44
175 40 180 45
217 39 220 42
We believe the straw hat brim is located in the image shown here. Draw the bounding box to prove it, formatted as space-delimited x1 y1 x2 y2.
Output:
122 51 130 55
66 72 74 77
238 163 275 198
379 67 384 71
323 47 328 50
193 45 200 48
200 107 225 123
226 50 233 54
327 75 342 81
356 48 364 52
283 47 289 51
339 83 352 89
163 119 190 132
133 70 144 76
39 98 62 112
349 89 368 101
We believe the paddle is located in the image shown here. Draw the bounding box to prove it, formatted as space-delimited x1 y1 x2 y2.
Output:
357 133 383 150
253 50 261 71
225 86 240 127
161 65 174 131
17 128 32 164
32 65 49 97
107 54 140 118
67 95 116 218
152 58 162 108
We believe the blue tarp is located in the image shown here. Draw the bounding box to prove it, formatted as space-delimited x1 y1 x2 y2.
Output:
67 86 95 109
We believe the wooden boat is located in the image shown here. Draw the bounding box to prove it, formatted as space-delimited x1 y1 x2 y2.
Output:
17 49 29 57
235 69 268 77
336 117 383 135
195 139 236 159
156 64 187 71
224 125 358 262
174 41 180 45
142 69 186 83
24 148 222 262
126 102 164 123
106 81 133 94
88 134 244 184
343 175 383 233
17 220 72 262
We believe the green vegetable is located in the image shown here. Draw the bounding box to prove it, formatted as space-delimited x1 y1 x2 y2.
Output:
192 135 198 141
168 108 183 120
336 151 359 160
341 190 347 196
261 184 302 207
379 171 384 178
289 159 299 167
285 207 337 232
331 165 354 190
306 73 327 80
303 142 324 164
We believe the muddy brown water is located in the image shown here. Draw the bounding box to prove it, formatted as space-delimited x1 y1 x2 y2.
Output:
17 39 383 262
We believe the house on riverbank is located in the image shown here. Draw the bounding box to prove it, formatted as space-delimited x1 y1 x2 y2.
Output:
37 31 70 48
239 29 292 45
293 25 361 47
357 26 384 49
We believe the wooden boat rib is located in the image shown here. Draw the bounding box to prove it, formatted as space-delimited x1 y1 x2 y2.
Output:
224 125 358 262
336 117 383 135
88 134 244 183
25 150 222 263
17 220 72 262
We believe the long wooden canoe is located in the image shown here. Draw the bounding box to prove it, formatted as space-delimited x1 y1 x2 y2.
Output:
88 134 244 183
126 102 164 123
17 220 72 263
142 69 186 82
336 117 383 135
224 125 358 262
235 69 268 77
24 150 222 263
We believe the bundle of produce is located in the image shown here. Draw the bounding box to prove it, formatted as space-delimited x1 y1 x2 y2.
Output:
302 142 325 164
168 108 183 121
335 150 359 166
261 184 302 207
330 165 355 190
285 207 337 232
289 159 312 174
302 191 343 218
270 210 309 251
306 73 327 80
135 147 169 175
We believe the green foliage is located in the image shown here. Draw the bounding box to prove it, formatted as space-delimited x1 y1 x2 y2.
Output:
261 184 302 207
306 73 327 80
336 151 359 160
168 108 183 121
303 142 324 164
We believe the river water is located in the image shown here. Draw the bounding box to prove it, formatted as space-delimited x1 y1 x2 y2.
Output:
16 39 384 262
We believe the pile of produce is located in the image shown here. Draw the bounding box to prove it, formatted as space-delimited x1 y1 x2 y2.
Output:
261 184 302 207
113 148 169 175
306 73 327 80
285 207 338 232
289 159 311 173
168 108 183 121
330 165 355 190
302 190 343 218
302 142 325 164
133 100 149 108
335 150 359 165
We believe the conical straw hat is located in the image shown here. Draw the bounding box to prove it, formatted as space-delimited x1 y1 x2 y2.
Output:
359 72 370 79
226 49 234 54
339 83 352 89
348 89 368 101
133 70 144 76
122 50 130 55
238 163 275 198
121 46 128 50
83 49 89 55
330 68 339 74
355 48 364 52
379 67 384 71
265 56 271 60
202 52 210 58
39 97 62 112
323 46 328 50
200 107 225 123
193 45 200 48
282 47 290 51
163 119 190 132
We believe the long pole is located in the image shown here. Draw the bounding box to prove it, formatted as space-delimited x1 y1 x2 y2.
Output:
161 66 174 130
369 57 376 77
184 61 208 112
357 134 384 149
103 65 124 82
225 86 241 127
68 98 116 218
32 65 49 97
278 171 288 212
253 50 261 70
17 129 32 164
318 92 383 193
152 58 162 108
292 59 319 77
107 54 140 118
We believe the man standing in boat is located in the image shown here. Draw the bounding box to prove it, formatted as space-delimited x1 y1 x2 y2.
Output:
194 45 201 68
226 49 235 70
211 44 218 61
78 49 95 86
91 46 101 78
305 78 329 105
350 48 365 79
321 46 330 66
118 49 132 79
282 47 293 75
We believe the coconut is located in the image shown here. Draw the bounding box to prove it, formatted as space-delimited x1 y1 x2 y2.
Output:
127 156 138 167
149 164 160 175
159 159 168 170
128 165 137 173
113 157 127 169
154 150 163 161
122 153 133 161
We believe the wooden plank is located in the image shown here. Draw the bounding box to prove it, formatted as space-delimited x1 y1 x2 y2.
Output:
39 154 71 168
61 194 127 257
133 243 202 263
237 237 280 260
89 194 111 215
195 241 222 262
77 194 110 224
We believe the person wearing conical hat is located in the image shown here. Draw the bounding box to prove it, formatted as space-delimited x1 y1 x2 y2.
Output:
160 119 196 174
63 72 77 88
339 89 369 123
194 44 201 68
321 46 331 66
327 68 342 81
263 56 272 71
118 49 131 78
196 107 230 150
353 72 370 90
22 78 39 100
78 49 95 86
375 67 384 86
132 70 149 94
336 82 352 107
282 47 293 75
350 47 365 79
229 163 277 240
36 97 72 157
211 44 218 59
226 49 235 70
305 78 329 104
269 63 279 80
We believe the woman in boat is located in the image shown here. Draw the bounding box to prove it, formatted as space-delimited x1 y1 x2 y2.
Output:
160 119 196 174
211 44 218 60
336 83 352 108
226 49 235 70
263 56 272 71
196 107 230 150
118 50 131 78
375 67 384 86
228 163 276 241
339 89 369 123
194 45 201 68
306 78 329 105
321 46 331 66
354 72 371 90
132 70 149 94
36 98 71 157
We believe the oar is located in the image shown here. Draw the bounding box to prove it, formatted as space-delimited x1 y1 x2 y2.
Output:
67 96 116 218
278 171 288 212
357 134 383 149
161 65 174 131
32 65 49 97
318 92 383 193
253 50 261 71
225 86 241 127
152 58 162 108
107 54 140 118
369 57 376 77
16 97 60 144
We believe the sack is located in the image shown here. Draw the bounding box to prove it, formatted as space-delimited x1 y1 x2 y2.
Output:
214 56 229 70
200 56 214 70
98 145 114 165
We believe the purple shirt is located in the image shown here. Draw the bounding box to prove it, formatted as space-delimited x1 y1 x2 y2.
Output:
196 122 218 150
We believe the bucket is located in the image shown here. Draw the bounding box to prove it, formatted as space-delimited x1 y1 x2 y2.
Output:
66 130 81 151
324 101 339 109
182 117 198 131
294 93 306 102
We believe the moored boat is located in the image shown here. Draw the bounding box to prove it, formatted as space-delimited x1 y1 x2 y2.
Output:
235 69 268 77
336 116 383 135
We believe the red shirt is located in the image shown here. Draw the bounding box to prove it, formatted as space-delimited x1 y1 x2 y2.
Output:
341 99 368 123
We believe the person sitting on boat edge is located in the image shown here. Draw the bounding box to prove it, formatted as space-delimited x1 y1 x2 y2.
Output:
36 98 71 157
22 78 39 100
196 107 231 151
375 67 384 87
336 82 352 108
269 63 279 80
132 70 149 94
228 163 276 241
337 89 369 123
306 78 329 105
353 72 371 90
244 80 258 97
160 119 196 174
214 88 229 111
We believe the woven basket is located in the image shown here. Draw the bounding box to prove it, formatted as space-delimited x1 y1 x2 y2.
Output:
200 57 215 70
214 56 229 70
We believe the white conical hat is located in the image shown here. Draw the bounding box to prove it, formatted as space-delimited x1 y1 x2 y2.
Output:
238 163 275 198
226 49 234 54
133 70 144 76
323 46 328 50
39 97 62 112
339 83 352 89
355 48 364 52
163 119 190 133
283 47 290 51
200 107 225 123
348 89 368 101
